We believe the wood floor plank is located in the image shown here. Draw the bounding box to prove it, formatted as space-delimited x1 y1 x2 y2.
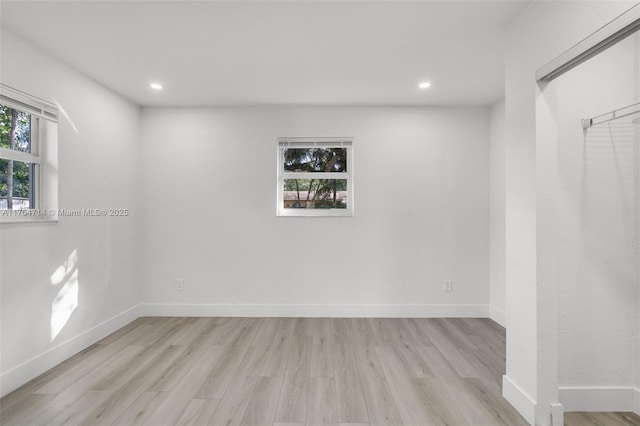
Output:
416 345 462 384
260 317 296 378
401 318 435 346
392 339 437 379
97 317 149 346
357 374 404 426
206 317 254 347
149 343 215 392
92 342 177 391
367 319 392 346
306 377 338 426
383 320 431 378
207 346 269 426
27 344 147 423
48 390 114 426
462 377 529 426
309 318 335 378
383 319 419 349
80 344 186 425
168 317 217 346
239 376 282 425
143 345 224 425
274 336 312 423
196 342 255 399
438 319 503 385
111 391 169 426
412 378 468 426
251 317 280 347
0 393 56 426
334 365 369 423
347 319 376 348
417 346 508 425
175 398 220 426
564 411 640 426
135 317 190 348
420 320 478 378
332 319 369 424
374 346 436 426
102 323 157 351
351 344 385 378
33 341 139 395
458 341 505 387
1 317 533 426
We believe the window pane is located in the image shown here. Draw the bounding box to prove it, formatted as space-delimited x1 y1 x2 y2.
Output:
0 104 31 153
283 179 348 209
283 148 347 172
0 159 33 210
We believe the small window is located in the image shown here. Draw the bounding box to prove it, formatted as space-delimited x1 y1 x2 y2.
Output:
277 137 353 217
0 84 58 223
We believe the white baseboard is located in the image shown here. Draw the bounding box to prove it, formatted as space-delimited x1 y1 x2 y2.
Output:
489 305 506 327
634 387 640 415
502 374 536 425
139 303 490 318
560 386 634 412
0 304 140 398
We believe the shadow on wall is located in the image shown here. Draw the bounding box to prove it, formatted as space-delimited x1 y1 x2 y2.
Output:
49 249 79 342
583 121 636 234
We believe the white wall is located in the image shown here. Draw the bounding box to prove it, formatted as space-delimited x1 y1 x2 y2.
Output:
636 37 640 412
489 99 506 326
554 31 639 411
635 28 640 413
503 1 638 424
139 106 490 317
0 29 141 396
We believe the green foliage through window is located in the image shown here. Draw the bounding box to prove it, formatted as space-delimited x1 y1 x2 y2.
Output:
283 179 347 209
0 105 33 209
283 148 347 172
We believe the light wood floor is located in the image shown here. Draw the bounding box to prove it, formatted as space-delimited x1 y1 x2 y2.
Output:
0 317 634 426
565 412 640 426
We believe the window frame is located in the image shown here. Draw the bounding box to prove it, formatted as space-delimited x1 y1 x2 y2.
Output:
0 84 58 224
276 137 354 217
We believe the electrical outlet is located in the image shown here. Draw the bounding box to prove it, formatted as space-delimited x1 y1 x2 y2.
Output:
443 280 453 292
176 278 184 291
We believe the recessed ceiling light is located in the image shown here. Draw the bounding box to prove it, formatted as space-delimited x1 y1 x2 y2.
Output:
419 82 431 89
149 83 163 90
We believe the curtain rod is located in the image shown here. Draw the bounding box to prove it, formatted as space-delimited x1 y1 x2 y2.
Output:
582 102 640 129
537 4 640 82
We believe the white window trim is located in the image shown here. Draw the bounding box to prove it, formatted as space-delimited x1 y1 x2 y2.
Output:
0 84 58 224
276 137 354 217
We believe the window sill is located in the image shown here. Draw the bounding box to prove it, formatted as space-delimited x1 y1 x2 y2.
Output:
277 208 354 217
0 212 58 224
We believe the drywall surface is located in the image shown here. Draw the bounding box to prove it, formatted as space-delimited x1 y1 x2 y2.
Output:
555 30 638 395
635 28 640 412
636 32 640 410
504 1 637 423
139 106 490 314
489 99 506 326
0 29 141 395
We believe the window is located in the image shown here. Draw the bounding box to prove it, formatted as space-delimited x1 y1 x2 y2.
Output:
277 137 353 217
0 84 58 223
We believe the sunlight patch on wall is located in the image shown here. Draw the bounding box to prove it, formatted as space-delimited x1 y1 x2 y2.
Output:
50 249 77 286
52 99 79 134
50 250 79 341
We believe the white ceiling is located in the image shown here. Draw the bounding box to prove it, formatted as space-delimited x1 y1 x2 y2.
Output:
0 1 529 107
